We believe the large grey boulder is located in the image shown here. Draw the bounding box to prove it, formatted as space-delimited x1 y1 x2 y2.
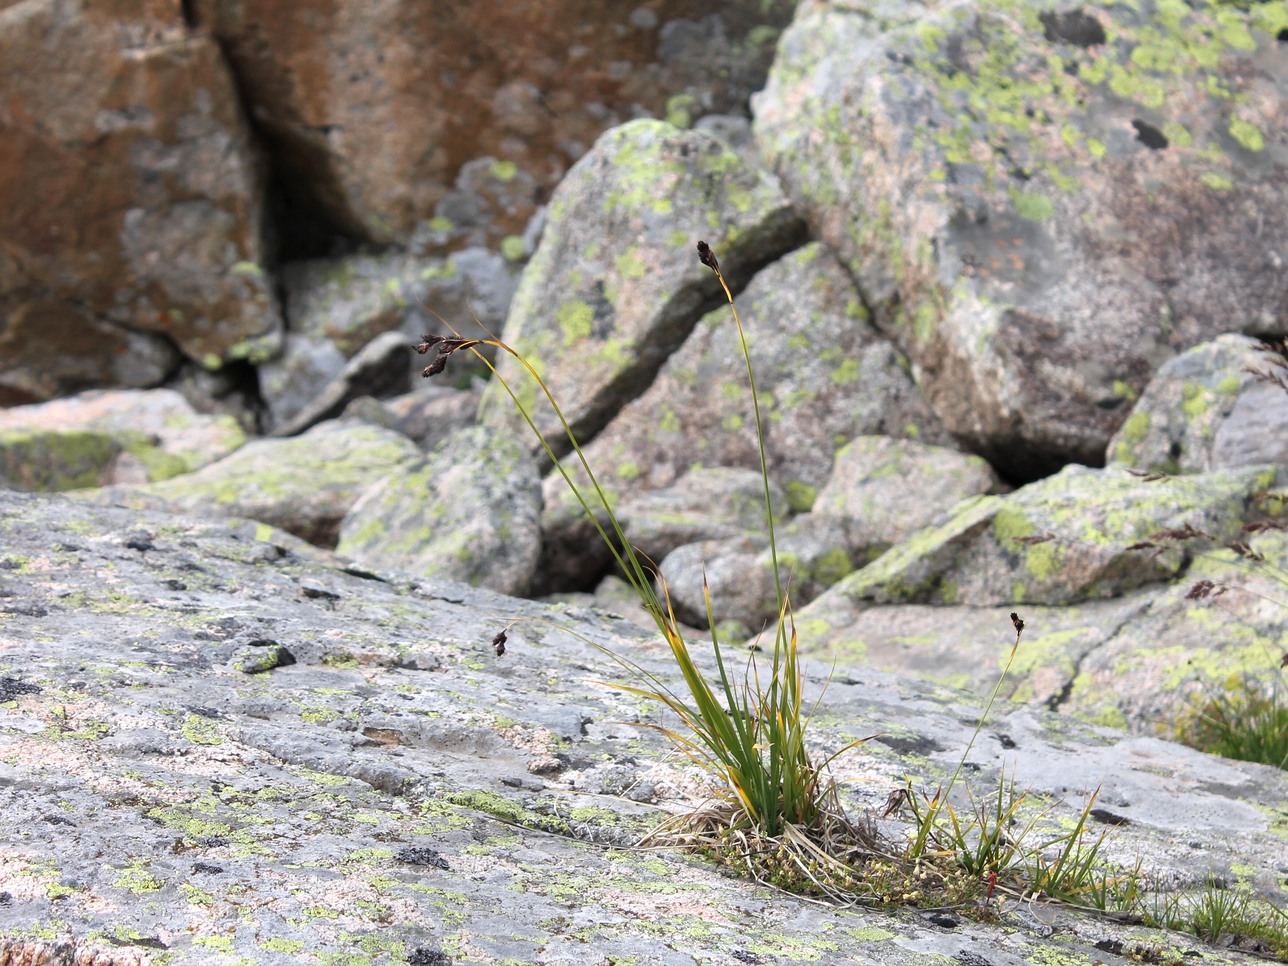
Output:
805 462 1276 609
1108 334 1288 473
0 489 1286 964
80 420 421 546
337 426 543 596
813 435 1006 560
754 0 1288 479
478 119 807 460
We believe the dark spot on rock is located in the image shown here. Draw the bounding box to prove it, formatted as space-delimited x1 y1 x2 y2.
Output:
1 602 47 617
187 706 227 720
0 677 42 701
732 951 763 964
1280 28 1288 43
929 913 960 929
55 542 82 552
126 536 155 552
196 836 230 848
395 847 451 870
996 733 1016 749
301 584 341 601
1090 808 1131 826
0 891 11 906
0 558 21 569
1132 119 1169 150
875 734 943 756
407 946 452 966
1095 939 1125 955
44 814 76 827
1039 9 1106 47
161 579 187 591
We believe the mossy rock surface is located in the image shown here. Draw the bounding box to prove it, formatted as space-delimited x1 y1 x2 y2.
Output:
78 420 421 547
809 462 1277 608
479 118 806 462
337 426 542 596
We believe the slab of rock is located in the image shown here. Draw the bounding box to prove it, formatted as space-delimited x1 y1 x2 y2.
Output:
478 119 807 460
813 435 1006 559
807 462 1277 608
381 385 482 452
336 426 543 596
0 0 278 403
754 0 1288 479
0 389 247 490
0 488 1285 964
190 0 796 246
81 420 421 546
1109 334 1288 473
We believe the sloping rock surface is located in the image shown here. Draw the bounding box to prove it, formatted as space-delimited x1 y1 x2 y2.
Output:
0 490 1286 964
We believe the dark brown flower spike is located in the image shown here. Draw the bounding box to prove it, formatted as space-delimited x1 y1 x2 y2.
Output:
491 630 507 657
416 334 485 379
1009 612 1025 635
696 240 721 275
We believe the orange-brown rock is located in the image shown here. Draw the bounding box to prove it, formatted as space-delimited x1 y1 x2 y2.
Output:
191 0 794 246
0 0 278 404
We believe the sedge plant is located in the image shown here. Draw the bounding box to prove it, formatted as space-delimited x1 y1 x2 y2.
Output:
416 240 880 886
413 243 1287 955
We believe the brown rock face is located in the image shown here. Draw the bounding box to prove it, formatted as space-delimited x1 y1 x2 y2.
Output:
0 0 278 403
192 0 794 246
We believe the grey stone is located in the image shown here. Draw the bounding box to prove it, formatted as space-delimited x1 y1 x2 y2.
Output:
754 0 1288 478
807 462 1278 608
264 249 518 431
79 419 422 546
1108 334 1288 473
813 435 1006 559
336 426 542 596
478 119 807 462
0 389 246 490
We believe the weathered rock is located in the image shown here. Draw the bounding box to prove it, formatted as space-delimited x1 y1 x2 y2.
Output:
0 389 246 490
660 517 857 635
478 119 807 460
807 462 1277 609
618 467 787 564
813 435 1006 559
0 0 279 404
263 249 517 430
81 420 421 546
190 0 796 246
754 0 1288 479
269 331 413 438
1063 529 1288 733
381 385 482 452
1108 334 1288 473
0 488 1286 964
532 240 945 590
336 426 542 596
561 242 948 505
